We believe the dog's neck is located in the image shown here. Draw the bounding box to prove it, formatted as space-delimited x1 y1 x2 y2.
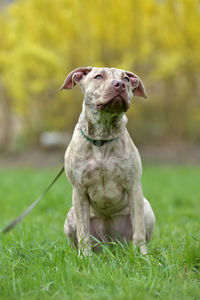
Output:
78 102 128 140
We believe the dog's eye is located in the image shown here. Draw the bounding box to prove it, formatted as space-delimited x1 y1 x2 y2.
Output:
123 77 130 82
95 74 103 79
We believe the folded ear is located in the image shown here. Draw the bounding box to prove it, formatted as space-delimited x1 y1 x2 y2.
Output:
60 66 93 90
125 71 147 99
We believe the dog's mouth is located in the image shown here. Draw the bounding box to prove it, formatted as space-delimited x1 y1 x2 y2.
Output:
96 95 129 113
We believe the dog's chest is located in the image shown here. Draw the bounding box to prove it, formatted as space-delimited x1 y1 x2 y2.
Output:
65 130 141 215
81 152 130 185
79 149 134 215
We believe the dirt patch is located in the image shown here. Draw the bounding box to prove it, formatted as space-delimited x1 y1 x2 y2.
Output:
140 143 200 165
0 143 199 168
0 148 64 168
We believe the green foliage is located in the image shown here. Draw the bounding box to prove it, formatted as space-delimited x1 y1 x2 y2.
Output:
0 166 200 299
0 0 200 143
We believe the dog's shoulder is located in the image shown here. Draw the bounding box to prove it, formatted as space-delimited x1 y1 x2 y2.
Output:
120 129 143 177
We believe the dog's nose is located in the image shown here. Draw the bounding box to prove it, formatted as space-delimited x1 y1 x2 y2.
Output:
112 80 126 91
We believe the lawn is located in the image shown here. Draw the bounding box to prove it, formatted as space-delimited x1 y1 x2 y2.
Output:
0 165 200 300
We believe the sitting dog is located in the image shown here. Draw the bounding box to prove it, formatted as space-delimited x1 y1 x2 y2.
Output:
60 67 155 255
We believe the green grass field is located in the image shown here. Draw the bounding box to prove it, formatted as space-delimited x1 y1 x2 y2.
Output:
0 166 200 300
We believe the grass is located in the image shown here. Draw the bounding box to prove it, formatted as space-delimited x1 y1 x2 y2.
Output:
0 165 200 300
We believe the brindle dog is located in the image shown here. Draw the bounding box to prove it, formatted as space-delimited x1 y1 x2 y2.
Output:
61 67 155 255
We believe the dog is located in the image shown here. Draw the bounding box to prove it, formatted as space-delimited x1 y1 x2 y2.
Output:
60 67 155 255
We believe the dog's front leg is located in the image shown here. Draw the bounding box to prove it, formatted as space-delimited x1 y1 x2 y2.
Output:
128 182 148 255
73 188 92 256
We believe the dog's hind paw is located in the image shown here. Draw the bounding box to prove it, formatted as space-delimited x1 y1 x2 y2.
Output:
140 244 148 255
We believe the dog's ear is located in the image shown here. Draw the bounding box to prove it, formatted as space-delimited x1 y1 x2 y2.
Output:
125 71 147 99
60 67 93 90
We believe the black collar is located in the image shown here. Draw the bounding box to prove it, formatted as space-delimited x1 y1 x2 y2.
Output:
80 129 116 147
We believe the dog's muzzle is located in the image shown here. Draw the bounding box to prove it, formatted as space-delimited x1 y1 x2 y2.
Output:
104 96 129 112
96 95 129 112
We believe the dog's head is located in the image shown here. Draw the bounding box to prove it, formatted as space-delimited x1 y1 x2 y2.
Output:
60 67 147 113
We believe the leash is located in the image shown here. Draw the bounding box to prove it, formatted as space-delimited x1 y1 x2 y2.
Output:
1 166 64 234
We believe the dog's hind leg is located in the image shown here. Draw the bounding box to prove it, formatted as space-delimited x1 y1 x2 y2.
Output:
144 198 155 243
64 207 77 248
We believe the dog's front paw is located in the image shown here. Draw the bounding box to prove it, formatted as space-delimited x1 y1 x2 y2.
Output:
78 240 92 257
139 244 148 255
133 234 148 255
78 247 93 257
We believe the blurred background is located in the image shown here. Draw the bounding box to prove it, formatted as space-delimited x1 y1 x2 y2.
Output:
0 0 199 166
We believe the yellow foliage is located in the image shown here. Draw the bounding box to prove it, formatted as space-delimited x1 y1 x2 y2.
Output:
0 0 199 142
